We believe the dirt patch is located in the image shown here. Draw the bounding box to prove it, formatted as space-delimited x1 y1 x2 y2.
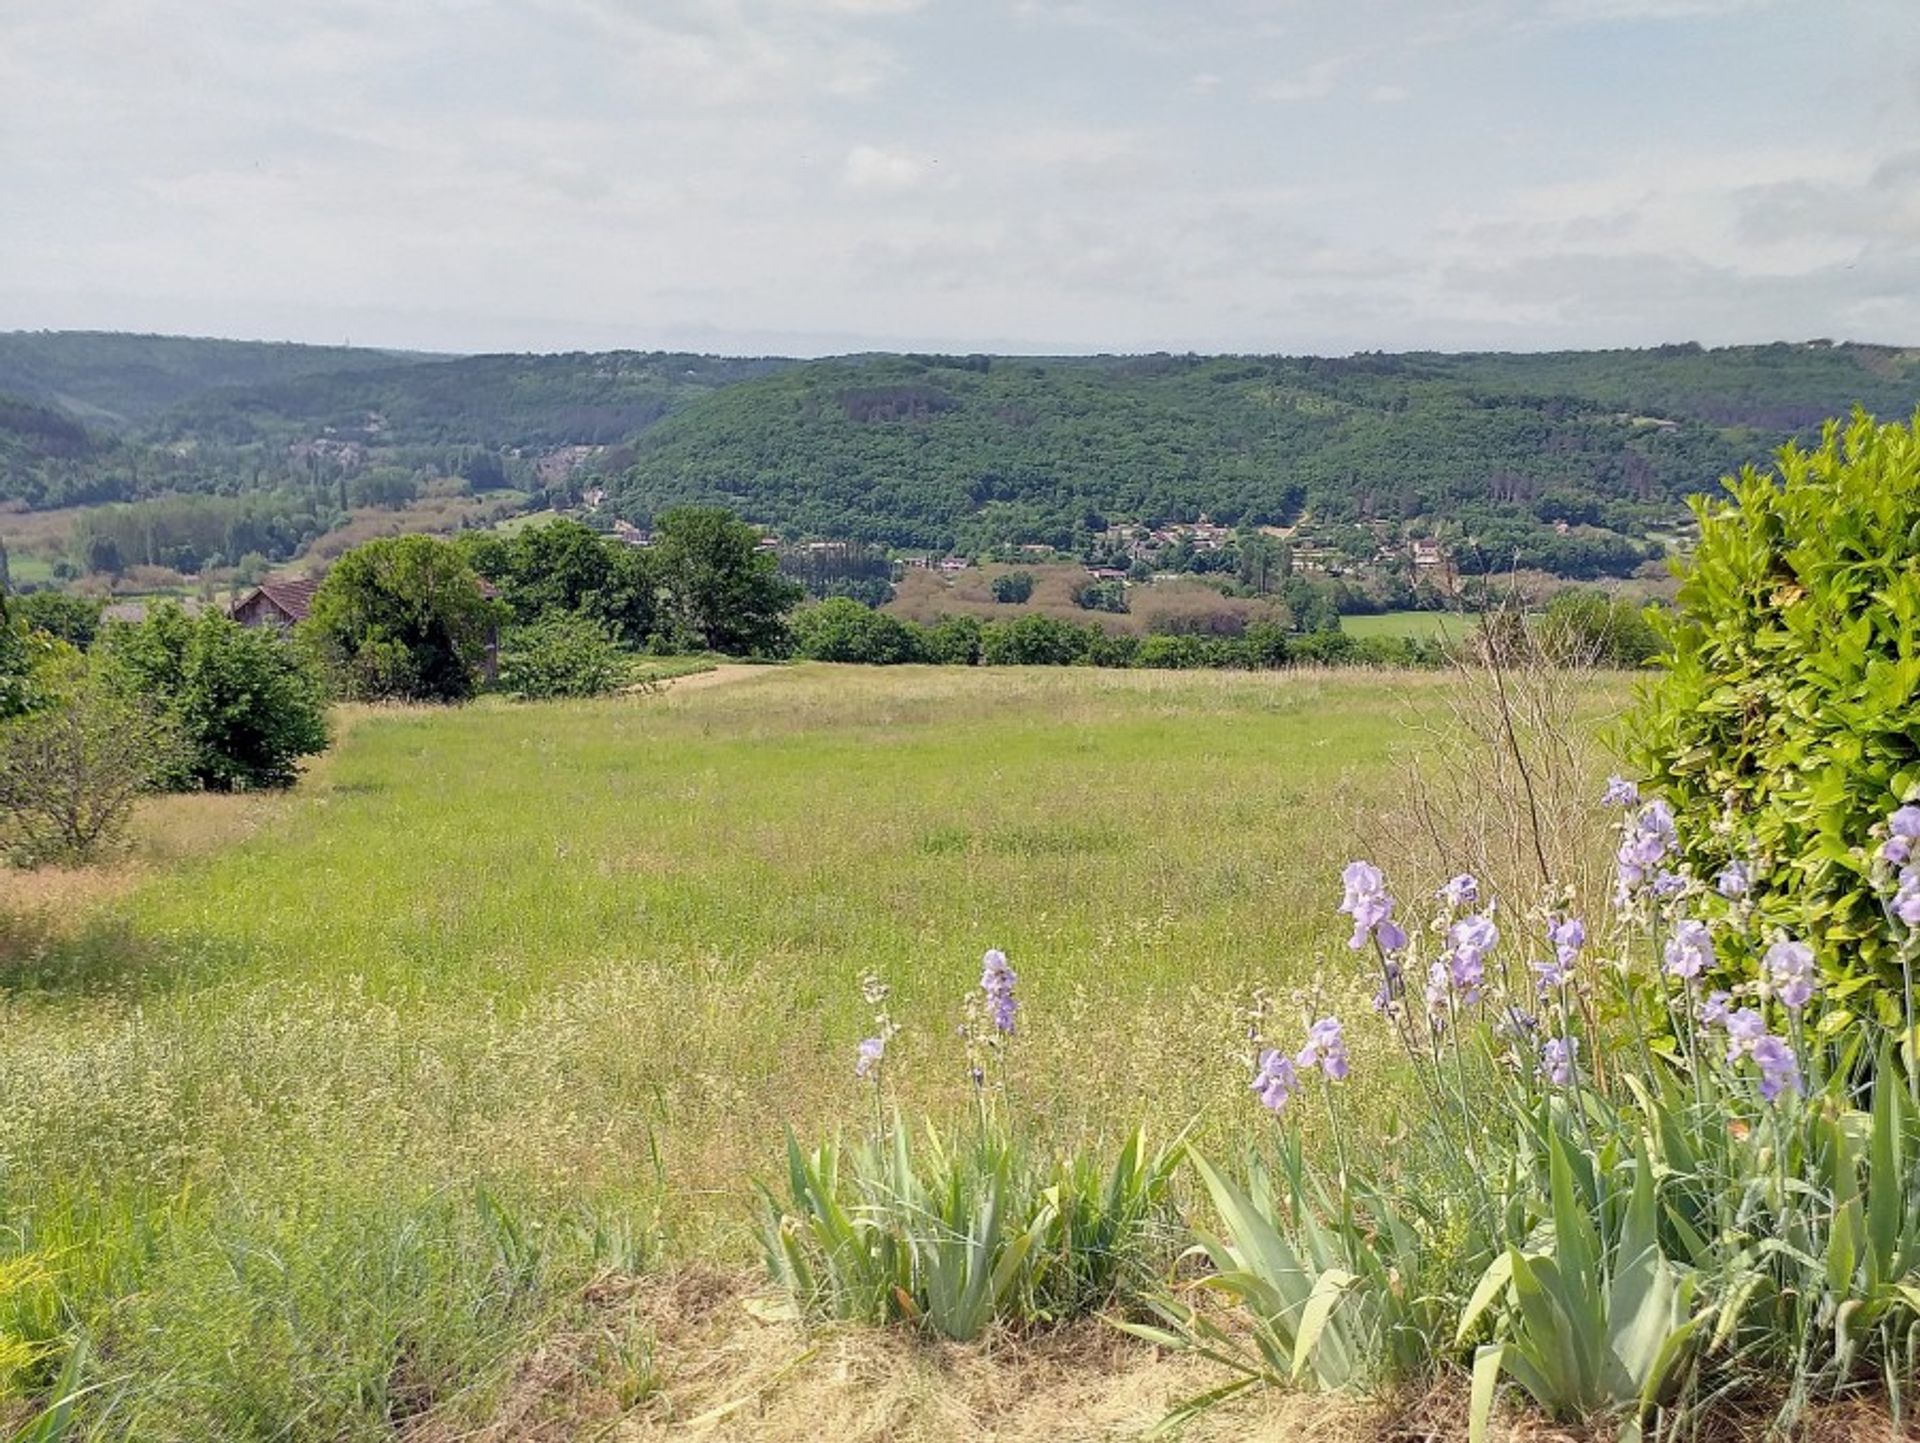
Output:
413 1271 1920 1443
396 1273 1534 1443
659 665 771 694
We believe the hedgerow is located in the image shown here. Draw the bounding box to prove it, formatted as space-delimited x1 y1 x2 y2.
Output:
1627 410 1920 1017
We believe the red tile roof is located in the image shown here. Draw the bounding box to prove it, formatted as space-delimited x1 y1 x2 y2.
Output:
234 578 321 623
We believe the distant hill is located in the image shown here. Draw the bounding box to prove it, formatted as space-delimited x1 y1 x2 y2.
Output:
147 350 799 451
3 331 1918 584
0 391 128 506
608 343 1920 570
0 331 444 428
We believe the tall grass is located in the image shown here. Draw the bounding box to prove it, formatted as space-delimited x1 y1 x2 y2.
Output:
0 665 1520 1435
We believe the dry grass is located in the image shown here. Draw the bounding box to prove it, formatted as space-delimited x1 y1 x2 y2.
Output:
424 1268 1920 1443
887 567 1287 637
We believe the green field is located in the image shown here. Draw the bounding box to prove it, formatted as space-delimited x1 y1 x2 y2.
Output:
0 665 1617 1439
1337 609 1467 641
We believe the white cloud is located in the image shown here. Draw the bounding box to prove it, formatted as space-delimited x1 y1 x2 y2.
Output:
1264 56 1349 101
1 0 1916 355
842 143 931 191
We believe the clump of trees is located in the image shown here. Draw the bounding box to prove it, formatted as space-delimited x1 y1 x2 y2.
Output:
297 509 799 703
0 596 332 865
788 596 1445 672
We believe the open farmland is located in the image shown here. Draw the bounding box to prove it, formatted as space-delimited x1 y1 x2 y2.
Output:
1338 610 1468 642
0 665 1625 1440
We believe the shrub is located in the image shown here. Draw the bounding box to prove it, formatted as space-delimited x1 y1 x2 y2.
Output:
0 673 181 865
94 605 329 791
1626 411 1920 1010
497 615 628 700
978 615 1094 666
923 615 983 666
790 598 928 665
990 570 1034 604
1538 590 1660 668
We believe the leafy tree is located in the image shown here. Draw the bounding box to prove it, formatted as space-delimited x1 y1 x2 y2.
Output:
1070 578 1128 613
304 535 501 702
1236 533 1288 595
991 571 1035 604
83 534 124 577
0 596 60 719
14 592 103 649
95 605 330 790
650 507 800 655
460 518 660 647
497 614 628 699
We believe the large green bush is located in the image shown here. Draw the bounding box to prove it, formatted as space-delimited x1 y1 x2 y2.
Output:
1627 410 1920 1009
95 605 329 791
791 597 927 664
496 614 627 700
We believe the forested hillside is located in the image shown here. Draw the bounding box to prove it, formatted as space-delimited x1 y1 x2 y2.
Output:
0 331 440 427
3 331 1918 584
610 343 1920 563
148 350 796 451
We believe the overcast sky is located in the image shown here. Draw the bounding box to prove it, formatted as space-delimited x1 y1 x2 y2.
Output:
3 0 1916 357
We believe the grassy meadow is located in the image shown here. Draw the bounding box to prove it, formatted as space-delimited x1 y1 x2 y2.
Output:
1337 610 1465 642
0 665 1624 1440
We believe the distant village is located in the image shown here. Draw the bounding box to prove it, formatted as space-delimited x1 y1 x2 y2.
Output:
580 487 1461 596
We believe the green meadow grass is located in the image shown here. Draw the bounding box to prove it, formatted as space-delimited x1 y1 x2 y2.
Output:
1338 609 1466 641
0 664 1619 1439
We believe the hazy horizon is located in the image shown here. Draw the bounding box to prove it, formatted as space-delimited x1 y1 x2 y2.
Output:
6 323 1918 365
6 1 1917 358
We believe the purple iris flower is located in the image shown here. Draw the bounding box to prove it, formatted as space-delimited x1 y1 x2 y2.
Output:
1424 961 1450 1015
1896 869 1920 927
1883 806 1920 866
1548 916 1586 962
1765 939 1817 1011
1603 776 1641 808
1539 1035 1578 1087
1437 874 1479 909
1534 916 1584 991
1699 990 1732 1028
1750 1034 1803 1102
1296 1016 1350 1081
855 1036 886 1080
1716 861 1751 899
1651 869 1689 898
1371 960 1404 1014
1617 799 1677 892
1339 861 1404 952
1663 918 1715 981
1723 1007 1767 1063
980 948 1019 1034
1251 1048 1298 1114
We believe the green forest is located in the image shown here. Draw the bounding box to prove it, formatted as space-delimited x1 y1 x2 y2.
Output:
3 331 1918 582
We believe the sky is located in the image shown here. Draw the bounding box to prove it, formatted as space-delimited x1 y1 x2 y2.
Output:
2 0 1917 357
